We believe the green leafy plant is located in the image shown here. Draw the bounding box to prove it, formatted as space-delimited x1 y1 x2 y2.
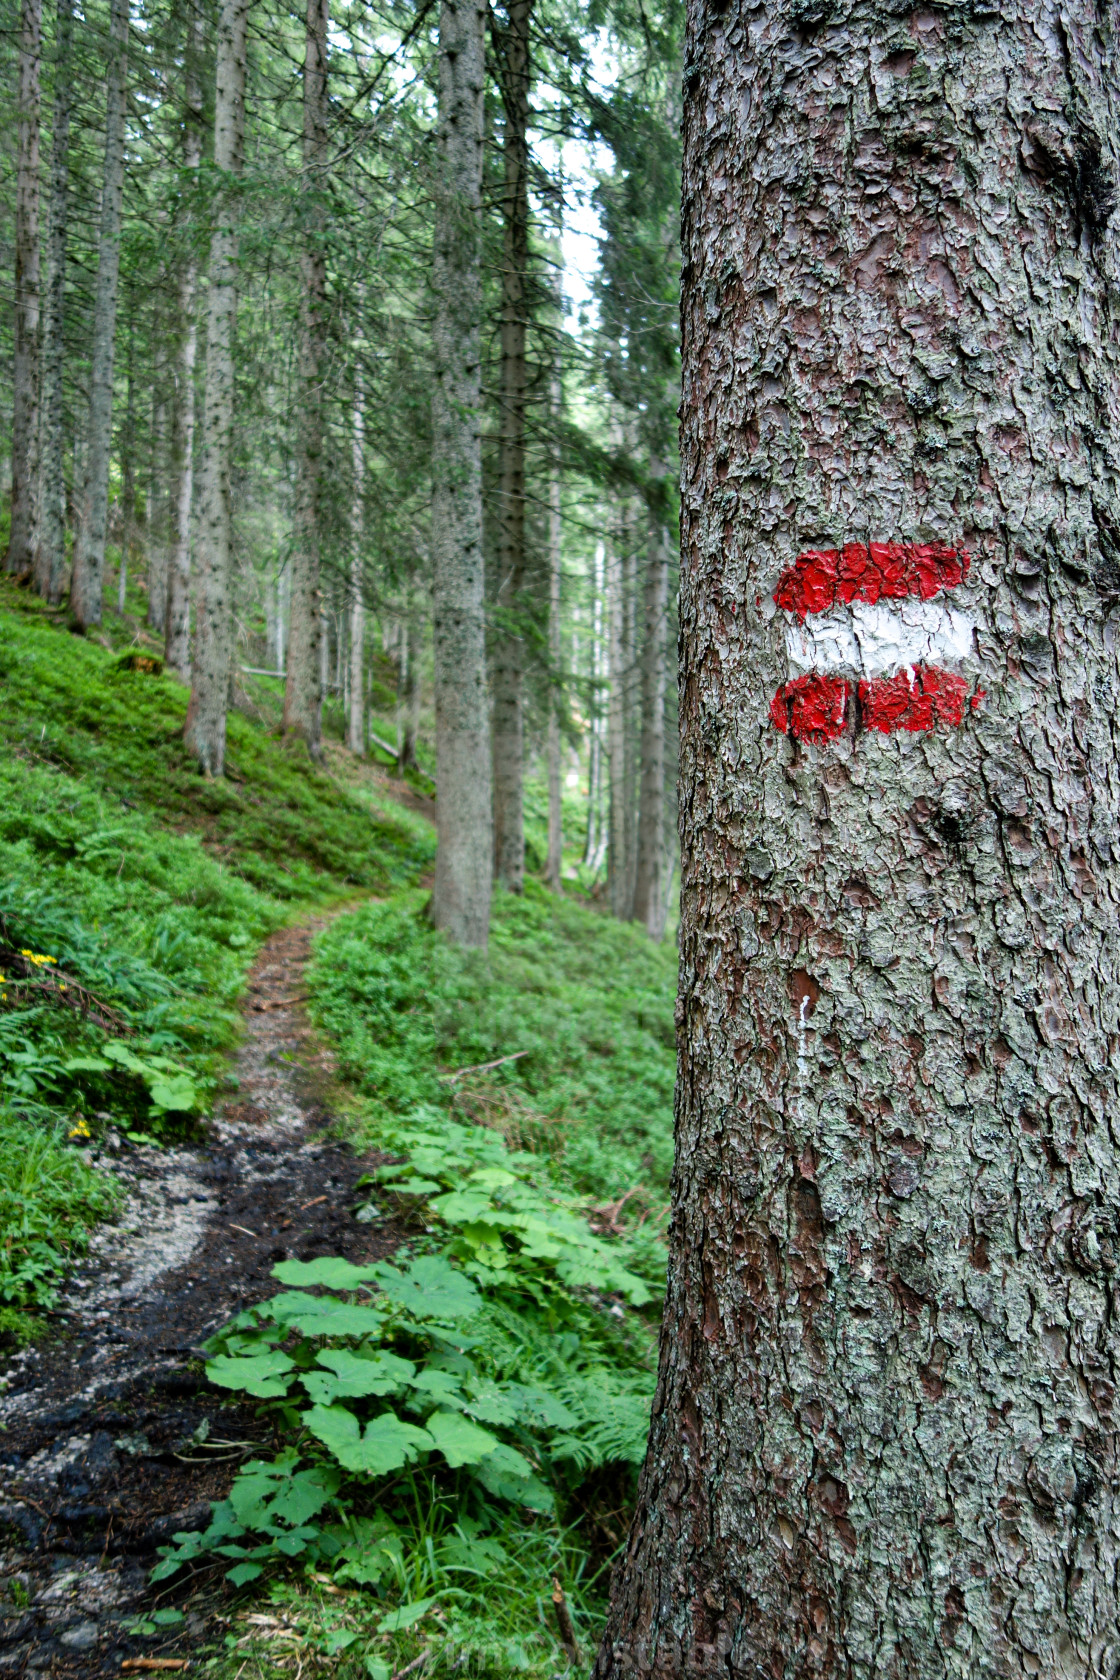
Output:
0 1098 120 1307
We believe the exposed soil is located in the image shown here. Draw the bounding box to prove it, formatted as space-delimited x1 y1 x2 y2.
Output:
0 910 403 1675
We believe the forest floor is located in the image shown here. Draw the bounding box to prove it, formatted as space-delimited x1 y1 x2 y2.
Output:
0 908 404 1676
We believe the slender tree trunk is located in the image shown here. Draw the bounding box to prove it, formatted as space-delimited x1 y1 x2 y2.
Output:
545 433 563 891
622 522 639 908
70 0 128 629
7 0 42 578
430 0 490 947
34 0 71 603
283 0 327 759
490 0 533 892
584 539 605 871
145 388 165 629
118 304 136 613
397 602 422 772
632 503 669 938
183 0 248 774
597 5 1120 1676
606 542 630 918
165 9 204 676
347 366 365 755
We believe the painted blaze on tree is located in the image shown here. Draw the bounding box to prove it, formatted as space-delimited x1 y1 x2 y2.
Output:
596 3 1120 1678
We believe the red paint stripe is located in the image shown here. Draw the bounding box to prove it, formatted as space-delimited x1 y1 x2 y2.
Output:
771 665 980 740
774 541 970 621
769 672 852 741
859 664 967 733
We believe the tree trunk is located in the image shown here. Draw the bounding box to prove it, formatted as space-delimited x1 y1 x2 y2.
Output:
34 0 71 604
631 505 669 939
584 539 606 872
118 302 136 614
7 0 42 578
145 391 165 629
489 0 533 893
606 542 630 918
430 0 490 947
545 426 563 892
164 8 204 677
596 6 1120 1677
70 0 128 630
183 0 248 775
282 0 328 760
347 364 365 755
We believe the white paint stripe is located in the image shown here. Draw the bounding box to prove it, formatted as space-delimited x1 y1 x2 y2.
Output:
786 599 975 679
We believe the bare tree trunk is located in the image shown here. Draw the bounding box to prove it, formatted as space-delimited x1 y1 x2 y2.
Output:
606 542 630 918
347 364 365 755
282 0 327 759
34 0 71 603
631 504 669 938
70 0 128 630
622 522 639 908
430 0 490 947
489 0 532 892
545 432 563 891
117 302 136 614
584 539 605 871
164 9 204 677
145 391 166 629
596 4 1120 1676
183 0 248 774
7 0 42 578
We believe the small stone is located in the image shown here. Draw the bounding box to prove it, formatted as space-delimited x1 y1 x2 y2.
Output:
59 1621 99 1651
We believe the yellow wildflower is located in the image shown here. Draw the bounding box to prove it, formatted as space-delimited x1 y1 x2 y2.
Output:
68 1118 92 1139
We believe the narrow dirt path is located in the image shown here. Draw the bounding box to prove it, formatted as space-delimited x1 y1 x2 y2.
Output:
0 907 399 1676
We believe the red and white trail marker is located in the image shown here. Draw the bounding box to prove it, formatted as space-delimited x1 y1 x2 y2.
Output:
768 541 984 743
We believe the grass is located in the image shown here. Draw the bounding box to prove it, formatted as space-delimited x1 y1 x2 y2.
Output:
311 884 678 1207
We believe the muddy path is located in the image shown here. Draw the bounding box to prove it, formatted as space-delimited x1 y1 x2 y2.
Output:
0 909 400 1676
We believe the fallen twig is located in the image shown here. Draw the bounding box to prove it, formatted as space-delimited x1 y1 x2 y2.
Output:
551 1578 582 1665
389 1650 431 1680
439 1049 529 1084
249 994 310 1011
121 1661 190 1674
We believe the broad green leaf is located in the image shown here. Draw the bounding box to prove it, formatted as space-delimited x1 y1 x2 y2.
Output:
388 1177 443 1195
462 1381 523 1429
271 1256 382 1290
461 1221 509 1267
148 1075 198 1113
229 1462 337 1532
429 1190 493 1223
206 1351 294 1398
473 1445 554 1512
303 1405 433 1475
371 1255 481 1321
425 1408 500 1468
226 1562 265 1586
378 1596 439 1633
301 1349 414 1405
466 1168 517 1189
62 1055 111 1074
262 1291 386 1339
407 1368 465 1409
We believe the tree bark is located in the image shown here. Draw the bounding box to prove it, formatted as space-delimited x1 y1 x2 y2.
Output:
164 9 204 680
34 0 71 604
545 422 563 892
631 505 669 939
596 4 1120 1677
490 0 533 893
606 541 630 918
70 0 128 629
347 363 365 755
7 0 42 578
118 301 136 614
282 0 328 760
584 539 607 872
183 0 248 775
145 391 166 629
430 0 491 947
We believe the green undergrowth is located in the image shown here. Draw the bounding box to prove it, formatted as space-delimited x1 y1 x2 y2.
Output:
153 888 677 1676
311 886 678 1205
0 583 433 1314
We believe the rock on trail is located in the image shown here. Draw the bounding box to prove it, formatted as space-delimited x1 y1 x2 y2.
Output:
0 912 397 1676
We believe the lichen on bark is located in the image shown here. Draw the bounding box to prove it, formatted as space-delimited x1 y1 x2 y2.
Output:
596 2 1120 1675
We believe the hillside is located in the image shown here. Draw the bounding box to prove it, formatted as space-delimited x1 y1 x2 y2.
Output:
0 578 677 1679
